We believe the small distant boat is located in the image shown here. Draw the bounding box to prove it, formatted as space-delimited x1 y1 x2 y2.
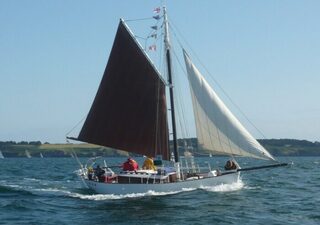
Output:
0 150 4 159
40 153 44 158
67 7 287 195
25 150 32 158
170 152 175 162
183 151 193 157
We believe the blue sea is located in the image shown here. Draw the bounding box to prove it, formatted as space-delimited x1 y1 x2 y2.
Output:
0 157 319 225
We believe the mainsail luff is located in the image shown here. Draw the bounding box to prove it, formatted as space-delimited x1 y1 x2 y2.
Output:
183 50 274 160
77 20 170 160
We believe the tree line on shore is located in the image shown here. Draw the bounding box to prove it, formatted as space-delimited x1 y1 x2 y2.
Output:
0 138 319 157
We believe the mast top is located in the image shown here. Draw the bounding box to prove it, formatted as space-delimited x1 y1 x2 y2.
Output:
163 6 170 50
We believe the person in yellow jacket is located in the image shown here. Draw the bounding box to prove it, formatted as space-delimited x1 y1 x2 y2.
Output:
142 156 157 170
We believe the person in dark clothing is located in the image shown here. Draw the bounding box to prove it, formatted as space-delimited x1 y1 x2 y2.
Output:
94 165 105 182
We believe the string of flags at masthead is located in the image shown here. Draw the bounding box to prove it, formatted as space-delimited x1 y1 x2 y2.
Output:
153 15 161 20
149 45 156 51
148 7 161 51
153 7 161 14
149 33 157 39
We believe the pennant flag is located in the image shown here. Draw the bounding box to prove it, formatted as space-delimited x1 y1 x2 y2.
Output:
153 7 161 13
151 25 158 30
153 15 161 20
149 45 156 51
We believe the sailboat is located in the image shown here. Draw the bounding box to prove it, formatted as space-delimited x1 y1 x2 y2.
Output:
25 150 32 158
40 153 44 158
68 7 287 195
0 150 4 159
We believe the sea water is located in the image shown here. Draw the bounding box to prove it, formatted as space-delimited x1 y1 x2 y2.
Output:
0 157 319 225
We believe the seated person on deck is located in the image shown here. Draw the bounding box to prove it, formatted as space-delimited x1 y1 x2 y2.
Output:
142 156 157 171
224 160 238 170
94 165 105 182
122 158 139 171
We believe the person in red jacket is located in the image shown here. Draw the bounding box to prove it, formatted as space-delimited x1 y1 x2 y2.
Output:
122 158 139 171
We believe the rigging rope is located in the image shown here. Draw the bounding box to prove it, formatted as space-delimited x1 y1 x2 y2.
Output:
170 44 200 155
167 21 251 157
169 19 267 140
171 48 191 138
65 116 86 138
124 17 161 22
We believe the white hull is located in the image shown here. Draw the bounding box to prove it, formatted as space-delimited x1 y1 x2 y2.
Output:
83 172 240 195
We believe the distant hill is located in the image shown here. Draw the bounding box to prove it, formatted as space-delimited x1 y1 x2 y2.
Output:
0 141 129 158
257 139 320 156
175 138 320 157
0 138 319 157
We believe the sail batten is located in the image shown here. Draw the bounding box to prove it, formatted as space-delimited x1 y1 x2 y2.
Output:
77 20 169 160
183 50 274 160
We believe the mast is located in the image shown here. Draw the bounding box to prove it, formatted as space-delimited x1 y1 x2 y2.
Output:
163 7 179 163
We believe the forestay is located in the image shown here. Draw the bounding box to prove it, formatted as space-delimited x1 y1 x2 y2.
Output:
183 50 274 160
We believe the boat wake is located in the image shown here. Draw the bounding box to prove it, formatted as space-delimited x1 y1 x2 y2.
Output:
200 179 244 192
67 182 244 200
0 180 182 200
68 188 194 200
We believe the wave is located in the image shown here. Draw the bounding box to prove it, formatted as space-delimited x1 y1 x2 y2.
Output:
0 184 20 193
200 179 245 192
23 178 41 182
68 189 191 200
1 181 179 200
0 183 36 196
0 179 76 198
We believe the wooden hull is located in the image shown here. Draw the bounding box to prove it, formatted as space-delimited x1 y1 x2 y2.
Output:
83 172 240 195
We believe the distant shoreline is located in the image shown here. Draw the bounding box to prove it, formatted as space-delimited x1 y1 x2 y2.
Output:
1 138 319 158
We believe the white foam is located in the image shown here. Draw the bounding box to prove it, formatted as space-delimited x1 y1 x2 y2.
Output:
181 187 197 192
201 179 244 192
23 178 41 182
33 187 71 194
68 189 192 200
69 192 153 200
243 185 260 190
2 183 22 189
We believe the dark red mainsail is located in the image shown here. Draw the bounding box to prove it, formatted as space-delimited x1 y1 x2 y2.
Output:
76 20 169 160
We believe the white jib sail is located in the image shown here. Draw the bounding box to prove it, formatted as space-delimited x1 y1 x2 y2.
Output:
183 50 274 160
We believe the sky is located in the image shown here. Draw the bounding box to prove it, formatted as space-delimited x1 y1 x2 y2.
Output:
1 0 320 143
